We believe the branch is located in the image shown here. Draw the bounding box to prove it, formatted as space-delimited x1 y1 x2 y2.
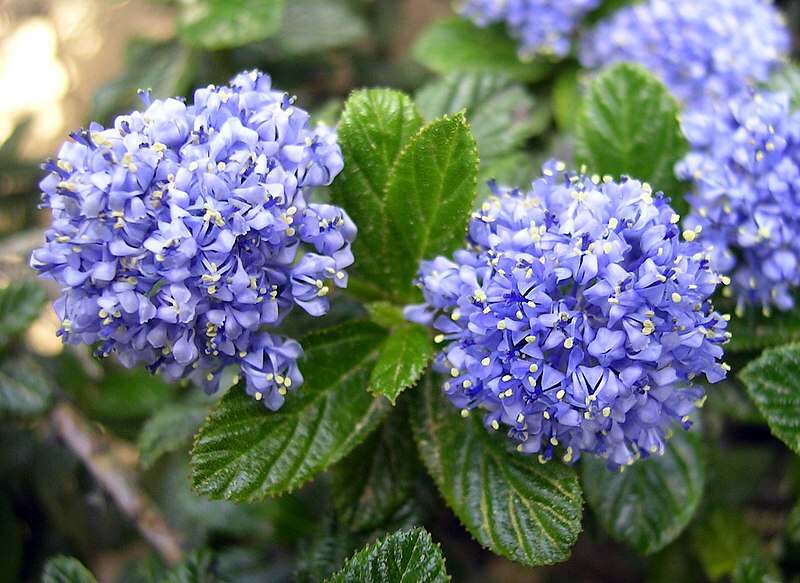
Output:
50 402 184 566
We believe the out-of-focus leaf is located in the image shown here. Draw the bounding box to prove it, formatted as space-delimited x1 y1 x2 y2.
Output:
88 368 174 420
294 519 355 583
741 344 800 455
365 302 406 329
329 528 449 583
552 66 583 131
275 0 367 55
192 321 389 500
93 40 194 122
332 407 419 532
478 151 545 188
412 373 583 567
733 556 781 583
768 62 800 108
217 548 294 583
412 19 552 82
575 63 689 213
178 0 285 50
727 306 800 353
691 509 761 581
0 495 21 583
138 403 210 468
0 356 53 416
42 556 98 583
582 429 705 555
162 550 221 583
368 324 433 404
706 378 764 424
0 281 46 348
706 445 773 507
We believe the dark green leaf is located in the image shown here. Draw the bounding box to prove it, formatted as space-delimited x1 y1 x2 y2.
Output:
178 0 285 49
412 374 583 566
275 0 367 55
0 280 46 347
412 18 552 82
0 357 53 416
191 321 390 500
733 556 781 583
329 528 449 583
369 324 433 404
89 368 174 419
330 89 423 301
42 556 98 583
384 113 478 299
740 344 800 455
0 495 21 582
332 408 419 532
138 403 210 468
691 509 761 581
295 518 356 583
163 550 221 583
727 306 800 353
582 429 705 555
575 63 689 213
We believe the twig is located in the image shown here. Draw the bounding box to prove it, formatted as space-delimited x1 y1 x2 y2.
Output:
50 402 184 566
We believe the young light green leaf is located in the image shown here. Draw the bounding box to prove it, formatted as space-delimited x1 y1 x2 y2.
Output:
385 113 478 299
582 429 705 555
576 63 689 213
178 0 285 50
412 18 552 82
726 306 800 353
0 280 46 347
369 324 433 404
768 62 800 108
191 321 389 500
552 66 583 131
0 357 53 416
332 407 420 533
412 374 583 566
740 344 800 455
275 0 367 55
42 556 98 583
329 527 449 583
138 403 210 468
330 89 424 301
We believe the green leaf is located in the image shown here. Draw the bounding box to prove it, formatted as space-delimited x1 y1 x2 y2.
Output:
726 306 800 353
733 556 781 583
275 0 367 55
582 429 705 555
138 403 210 468
0 357 53 416
552 66 583 132
575 63 689 213
90 368 174 419
332 407 420 532
42 556 98 583
163 550 223 583
191 321 390 500
0 495 21 582
768 62 800 108
740 344 800 455
330 89 424 301
384 113 478 299
369 324 433 404
691 509 761 581
329 528 449 583
365 302 406 329
178 0 285 49
416 72 545 163
0 281 46 347
412 18 552 82
412 374 583 566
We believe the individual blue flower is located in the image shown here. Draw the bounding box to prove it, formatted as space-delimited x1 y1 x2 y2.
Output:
406 162 729 467
31 70 355 410
461 0 602 58
580 0 789 111
676 90 800 314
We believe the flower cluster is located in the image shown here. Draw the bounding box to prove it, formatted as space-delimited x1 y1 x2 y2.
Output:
407 162 729 467
31 70 355 410
677 90 800 314
461 0 601 58
580 0 789 111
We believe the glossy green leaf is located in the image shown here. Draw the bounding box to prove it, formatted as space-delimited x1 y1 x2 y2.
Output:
740 344 800 455
412 18 552 82
330 89 423 302
369 324 434 404
412 374 583 566
582 429 705 555
0 357 53 416
191 321 390 500
726 306 800 353
329 528 449 583
42 556 98 583
138 403 210 468
384 113 478 299
576 63 689 213
691 509 761 581
275 0 367 55
332 407 419 532
0 280 46 347
178 0 285 49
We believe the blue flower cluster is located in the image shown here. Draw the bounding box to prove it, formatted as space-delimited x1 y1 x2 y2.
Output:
31 70 355 410
461 0 601 58
677 90 800 314
580 0 789 111
407 162 729 466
